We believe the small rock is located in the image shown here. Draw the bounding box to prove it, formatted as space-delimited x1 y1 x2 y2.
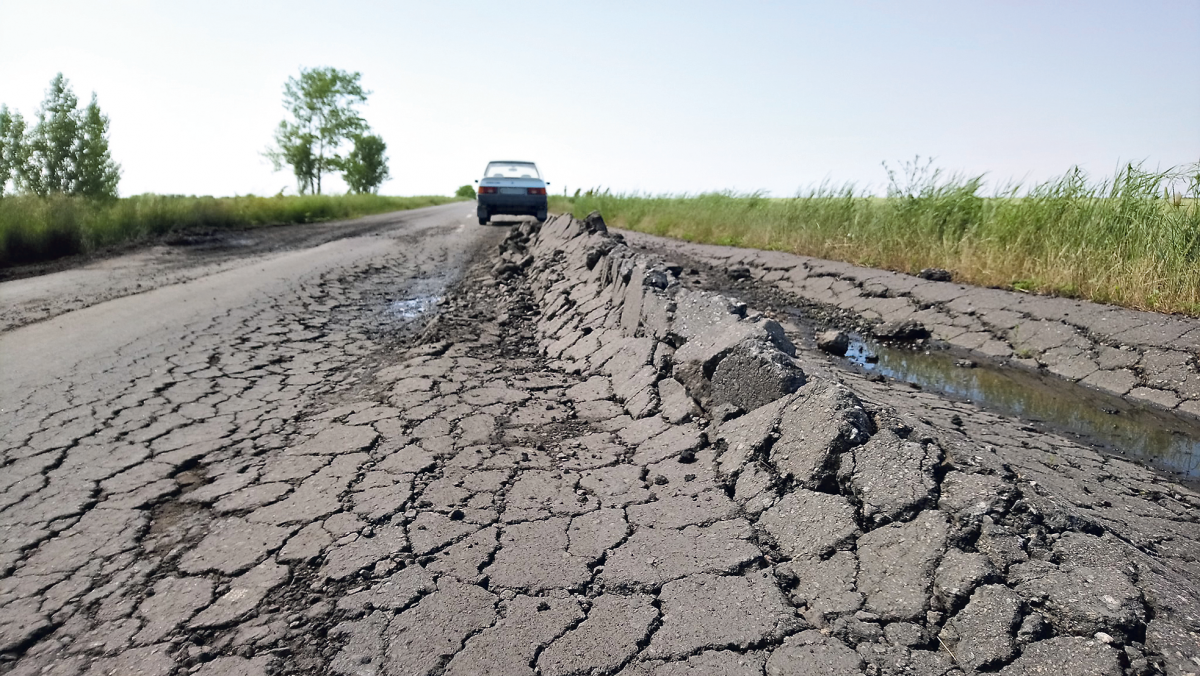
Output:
918 268 952 282
1016 612 1046 645
817 330 850 356
710 403 742 425
582 210 608 234
491 261 521 279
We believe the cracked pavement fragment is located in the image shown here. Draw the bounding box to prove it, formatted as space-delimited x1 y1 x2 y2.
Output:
758 489 859 560
484 518 592 592
177 517 293 575
538 594 657 676
647 572 800 659
602 519 760 590
383 579 497 676
133 576 214 644
856 510 948 622
444 594 584 676
189 560 288 629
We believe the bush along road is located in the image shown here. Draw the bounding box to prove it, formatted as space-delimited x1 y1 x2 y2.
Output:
0 206 1196 675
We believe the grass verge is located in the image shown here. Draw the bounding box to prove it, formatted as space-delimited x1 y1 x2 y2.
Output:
550 162 1200 316
0 193 465 267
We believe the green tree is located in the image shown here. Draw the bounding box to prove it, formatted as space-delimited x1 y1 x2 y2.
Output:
72 94 121 198
341 133 390 194
25 74 80 196
0 105 28 197
455 184 476 199
266 67 369 195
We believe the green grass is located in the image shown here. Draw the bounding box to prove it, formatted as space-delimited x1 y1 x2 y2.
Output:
550 162 1200 317
0 193 465 267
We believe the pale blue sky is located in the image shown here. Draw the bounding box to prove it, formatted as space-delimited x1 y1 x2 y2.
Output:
1 1 1197 197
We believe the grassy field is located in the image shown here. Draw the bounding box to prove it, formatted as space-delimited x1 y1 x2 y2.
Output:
0 193 465 267
550 163 1200 316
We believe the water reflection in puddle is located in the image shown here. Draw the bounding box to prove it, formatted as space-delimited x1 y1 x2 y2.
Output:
842 335 1200 479
386 296 441 321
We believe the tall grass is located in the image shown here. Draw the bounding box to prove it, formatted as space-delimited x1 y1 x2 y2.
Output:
0 193 464 267
551 162 1200 316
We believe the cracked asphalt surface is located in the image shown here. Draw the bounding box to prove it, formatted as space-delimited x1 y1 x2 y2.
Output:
1 206 1198 675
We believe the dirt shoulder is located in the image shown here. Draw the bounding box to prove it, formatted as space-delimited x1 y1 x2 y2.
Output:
0 203 477 333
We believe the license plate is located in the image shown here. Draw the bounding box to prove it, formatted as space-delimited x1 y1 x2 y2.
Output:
499 187 526 195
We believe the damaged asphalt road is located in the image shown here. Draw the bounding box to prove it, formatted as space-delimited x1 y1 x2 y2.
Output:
0 205 1198 676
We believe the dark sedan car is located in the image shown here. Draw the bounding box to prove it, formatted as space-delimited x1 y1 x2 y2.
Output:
475 161 548 225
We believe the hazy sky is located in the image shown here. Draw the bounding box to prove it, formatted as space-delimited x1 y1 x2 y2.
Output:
2 1 1197 197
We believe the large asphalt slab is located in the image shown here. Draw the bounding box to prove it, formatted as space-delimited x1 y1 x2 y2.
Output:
1 206 1198 676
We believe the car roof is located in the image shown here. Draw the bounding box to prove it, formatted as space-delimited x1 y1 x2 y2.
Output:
487 160 537 165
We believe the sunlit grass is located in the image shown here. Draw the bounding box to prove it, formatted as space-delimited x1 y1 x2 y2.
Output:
0 193 466 266
550 162 1200 316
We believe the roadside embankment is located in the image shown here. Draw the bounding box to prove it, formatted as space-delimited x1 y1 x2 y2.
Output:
519 211 1200 674
0 193 465 267
549 164 1200 317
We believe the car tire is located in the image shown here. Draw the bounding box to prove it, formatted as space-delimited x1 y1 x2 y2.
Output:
536 209 548 223
477 206 489 225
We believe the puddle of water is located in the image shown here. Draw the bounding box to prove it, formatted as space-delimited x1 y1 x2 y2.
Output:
386 296 441 321
842 334 1200 479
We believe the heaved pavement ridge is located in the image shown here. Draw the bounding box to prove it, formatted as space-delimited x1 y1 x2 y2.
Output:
620 230 1200 421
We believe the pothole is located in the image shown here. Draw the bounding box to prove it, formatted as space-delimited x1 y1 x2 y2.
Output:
386 296 441 320
838 330 1200 480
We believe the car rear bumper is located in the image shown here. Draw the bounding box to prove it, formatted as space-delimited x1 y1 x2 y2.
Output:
479 193 547 214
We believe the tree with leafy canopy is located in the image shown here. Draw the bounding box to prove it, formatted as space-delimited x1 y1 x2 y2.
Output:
267 67 379 195
455 184 476 199
72 94 121 199
25 74 80 196
0 105 28 197
0 74 120 198
341 133 390 194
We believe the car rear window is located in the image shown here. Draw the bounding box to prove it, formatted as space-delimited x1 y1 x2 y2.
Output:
485 162 540 179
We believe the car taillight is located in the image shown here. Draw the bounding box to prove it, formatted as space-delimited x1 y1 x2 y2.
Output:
478 186 497 194
527 188 546 195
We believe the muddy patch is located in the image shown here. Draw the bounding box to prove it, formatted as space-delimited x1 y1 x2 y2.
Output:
839 332 1200 479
